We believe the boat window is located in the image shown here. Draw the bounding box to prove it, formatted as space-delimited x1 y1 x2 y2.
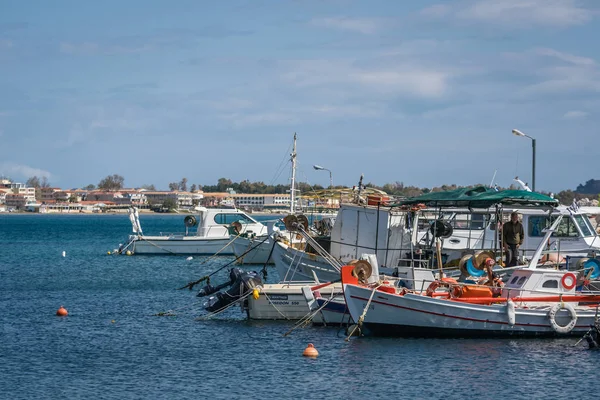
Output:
529 216 549 237
573 214 593 237
528 216 580 238
541 280 558 288
445 213 488 230
213 213 256 225
553 217 580 238
509 276 519 284
517 276 527 286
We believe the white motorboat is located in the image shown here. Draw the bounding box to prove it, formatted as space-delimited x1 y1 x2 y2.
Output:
247 281 343 321
342 215 600 337
122 207 267 255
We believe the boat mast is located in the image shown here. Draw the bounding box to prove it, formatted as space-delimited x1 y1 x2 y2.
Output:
290 132 297 213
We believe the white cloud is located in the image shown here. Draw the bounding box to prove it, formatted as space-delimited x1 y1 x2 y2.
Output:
350 69 449 97
279 59 452 98
423 0 592 28
310 17 382 34
535 48 595 66
219 112 300 129
505 48 600 95
302 104 384 118
0 162 52 179
60 41 152 56
563 110 588 119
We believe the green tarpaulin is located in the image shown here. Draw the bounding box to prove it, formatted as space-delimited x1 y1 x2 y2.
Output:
392 186 558 208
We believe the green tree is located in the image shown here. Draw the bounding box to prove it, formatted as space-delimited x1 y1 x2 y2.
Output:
179 177 188 192
216 178 233 192
576 179 600 195
168 182 179 191
162 197 177 211
26 176 50 188
98 174 125 191
190 184 197 192
555 190 576 205
141 184 156 190
84 184 96 190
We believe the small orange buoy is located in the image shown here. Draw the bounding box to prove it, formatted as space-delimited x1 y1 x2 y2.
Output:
56 306 68 317
303 343 319 358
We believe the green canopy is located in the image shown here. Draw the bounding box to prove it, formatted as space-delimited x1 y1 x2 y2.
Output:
392 186 558 208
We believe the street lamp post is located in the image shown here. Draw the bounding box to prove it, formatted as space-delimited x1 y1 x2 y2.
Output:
512 129 536 192
313 165 333 188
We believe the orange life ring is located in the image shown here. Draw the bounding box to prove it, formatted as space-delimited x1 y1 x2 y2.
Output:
426 281 441 296
561 273 576 290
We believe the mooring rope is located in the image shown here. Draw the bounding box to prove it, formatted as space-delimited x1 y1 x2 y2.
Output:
345 282 382 341
178 234 271 290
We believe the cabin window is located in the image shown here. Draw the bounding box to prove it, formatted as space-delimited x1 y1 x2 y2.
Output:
509 276 519 284
528 216 549 237
439 213 489 230
528 216 580 238
213 213 255 225
541 280 559 288
574 214 593 237
517 276 527 286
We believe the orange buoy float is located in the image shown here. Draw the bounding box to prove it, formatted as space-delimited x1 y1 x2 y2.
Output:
302 343 319 358
56 306 68 317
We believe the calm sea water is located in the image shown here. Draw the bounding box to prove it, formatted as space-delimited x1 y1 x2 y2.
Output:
1 213 598 399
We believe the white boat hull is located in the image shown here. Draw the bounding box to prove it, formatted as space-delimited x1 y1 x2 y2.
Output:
231 236 275 264
272 241 340 282
343 284 598 337
247 283 315 320
312 297 352 326
130 236 235 255
247 282 344 321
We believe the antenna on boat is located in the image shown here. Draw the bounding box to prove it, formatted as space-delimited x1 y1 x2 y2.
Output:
489 169 497 188
289 132 297 213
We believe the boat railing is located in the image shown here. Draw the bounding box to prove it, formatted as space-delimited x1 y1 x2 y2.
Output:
382 275 600 299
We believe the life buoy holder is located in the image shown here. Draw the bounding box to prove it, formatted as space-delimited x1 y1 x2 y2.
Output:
561 273 576 290
548 302 577 334
425 278 457 296
450 285 463 298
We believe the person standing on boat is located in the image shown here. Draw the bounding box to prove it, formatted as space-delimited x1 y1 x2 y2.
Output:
503 212 524 267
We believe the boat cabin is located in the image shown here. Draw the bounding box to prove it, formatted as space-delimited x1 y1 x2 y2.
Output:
501 268 577 300
193 208 267 238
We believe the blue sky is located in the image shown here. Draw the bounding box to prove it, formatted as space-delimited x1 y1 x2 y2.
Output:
0 0 598 192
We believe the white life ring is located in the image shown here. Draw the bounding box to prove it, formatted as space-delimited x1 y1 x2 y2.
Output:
548 302 577 334
506 299 516 326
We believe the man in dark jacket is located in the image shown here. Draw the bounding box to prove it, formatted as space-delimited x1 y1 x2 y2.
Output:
503 212 524 267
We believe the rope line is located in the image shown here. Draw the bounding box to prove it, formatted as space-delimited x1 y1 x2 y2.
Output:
178 234 271 290
345 283 382 341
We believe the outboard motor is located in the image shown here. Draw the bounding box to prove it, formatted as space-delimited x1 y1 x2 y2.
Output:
197 268 262 313
585 321 600 350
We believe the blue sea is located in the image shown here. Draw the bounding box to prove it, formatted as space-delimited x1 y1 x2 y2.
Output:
1 213 597 399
